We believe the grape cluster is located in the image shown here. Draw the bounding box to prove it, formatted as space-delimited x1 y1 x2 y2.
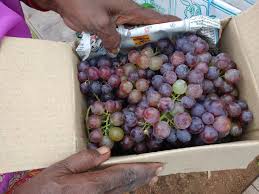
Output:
77 34 253 155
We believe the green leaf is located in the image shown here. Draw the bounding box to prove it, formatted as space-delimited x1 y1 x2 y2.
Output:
141 3 155 9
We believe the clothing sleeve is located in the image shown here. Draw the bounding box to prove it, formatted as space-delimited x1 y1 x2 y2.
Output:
21 0 49 11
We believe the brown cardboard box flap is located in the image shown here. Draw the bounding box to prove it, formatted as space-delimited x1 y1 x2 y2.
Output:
0 37 84 173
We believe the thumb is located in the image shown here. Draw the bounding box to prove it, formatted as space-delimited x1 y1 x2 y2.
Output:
52 147 111 174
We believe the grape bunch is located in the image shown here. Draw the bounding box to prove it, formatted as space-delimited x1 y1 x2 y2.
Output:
77 34 253 155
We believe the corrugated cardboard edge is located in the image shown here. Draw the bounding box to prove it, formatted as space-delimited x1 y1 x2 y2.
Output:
103 141 259 176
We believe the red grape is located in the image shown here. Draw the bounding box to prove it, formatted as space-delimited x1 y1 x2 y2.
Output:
105 100 116 113
110 112 124 126
213 116 231 137
108 74 121 88
188 70 204 84
194 38 209 54
200 126 218 144
144 107 160 124
147 90 161 107
141 46 154 57
134 142 147 154
123 63 136 76
119 80 133 94
128 89 142 104
174 112 192 129
91 101 105 115
197 52 212 64
136 54 150 69
115 67 124 76
186 84 203 99
202 79 214 94
87 115 102 129
170 51 185 66
150 56 163 71
163 71 177 84
88 67 99 80
195 62 208 74
97 56 111 67
224 69 240 84
153 121 171 140
213 77 224 88
135 78 150 92
128 71 139 83
158 97 174 112
99 66 112 80
128 50 140 64
206 100 226 116
89 129 103 143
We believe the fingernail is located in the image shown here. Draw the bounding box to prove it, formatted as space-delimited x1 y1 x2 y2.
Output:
97 146 110 155
149 176 158 186
156 167 163 176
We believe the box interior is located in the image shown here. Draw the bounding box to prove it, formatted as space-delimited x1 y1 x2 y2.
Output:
0 4 259 175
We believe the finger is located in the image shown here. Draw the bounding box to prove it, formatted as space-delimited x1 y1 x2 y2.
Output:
115 8 181 26
81 163 163 192
90 12 121 52
49 147 110 174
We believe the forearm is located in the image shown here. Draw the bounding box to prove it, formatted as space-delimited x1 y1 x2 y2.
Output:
21 0 57 12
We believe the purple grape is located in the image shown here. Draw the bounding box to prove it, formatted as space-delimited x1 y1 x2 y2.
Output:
172 102 185 116
202 112 215 125
197 52 212 64
175 64 189 79
146 69 155 79
152 75 165 89
135 106 145 119
200 126 218 144
97 56 111 67
176 129 191 143
195 62 209 74
137 69 146 78
121 135 134 150
220 94 234 105
130 127 145 143
87 115 101 129
108 74 121 88
160 63 174 74
158 97 174 112
237 100 248 110
157 38 170 52
188 70 204 84
185 52 198 67
206 100 226 116
89 58 97 67
202 79 214 94
159 83 172 97
78 72 88 83
241 110 253 123
123 124 132 135
213 77 224 88
80 82 90 94
105 100 116 113
90 81 102 95
87 67 99 80
191 103 205 117
147 139 162 152
188 117 204 134
134 142 147 154
226 102 242 117
101 84 112 94
194 38 209 54
174 112 192 129
213 53 232 70
153 121 171 140
163 71 177 84
128 71 140 83
181 96 196 109
78 61 89 72
124 111 138 127
224 69 240 84
110 112 124 126
182 42 195 54
89 129 103 143
220 81 234 93
128 89 142 104
102 93 114 101
166 129 177 144
100 136 114 149
206 66 219 80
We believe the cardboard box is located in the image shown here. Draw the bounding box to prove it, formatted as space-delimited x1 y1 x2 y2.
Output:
0 4 259 176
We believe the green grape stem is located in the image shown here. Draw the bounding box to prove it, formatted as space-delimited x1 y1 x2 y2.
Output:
101 111 111 136
85 106 91 143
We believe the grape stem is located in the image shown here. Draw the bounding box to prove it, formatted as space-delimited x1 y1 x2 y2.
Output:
85 106 91 143
93 93 100 101
101 111 111 136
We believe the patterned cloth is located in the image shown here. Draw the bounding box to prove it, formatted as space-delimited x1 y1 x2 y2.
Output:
0 170 42 194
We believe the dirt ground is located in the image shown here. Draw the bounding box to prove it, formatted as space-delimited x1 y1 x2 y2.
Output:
135 156 259 194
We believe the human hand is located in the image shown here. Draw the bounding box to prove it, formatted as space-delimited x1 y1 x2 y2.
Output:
14 147 163 194
36 0 180 52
